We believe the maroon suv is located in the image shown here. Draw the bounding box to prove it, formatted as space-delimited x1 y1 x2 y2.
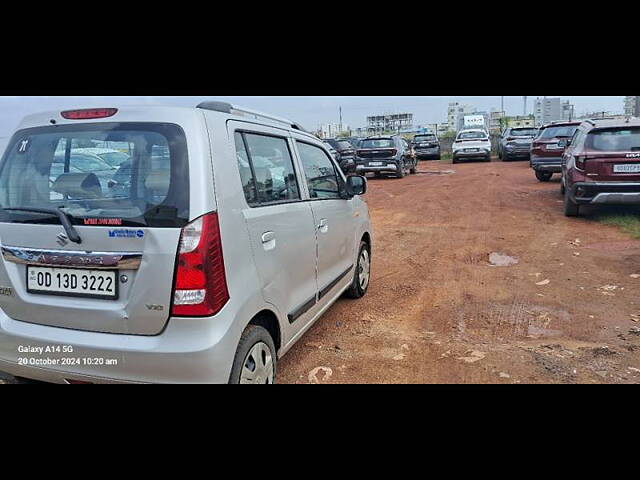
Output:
530 121 581 182
562 118 640 216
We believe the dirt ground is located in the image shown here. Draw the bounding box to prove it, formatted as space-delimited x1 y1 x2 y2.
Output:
2 158 639 385
279 158 640 384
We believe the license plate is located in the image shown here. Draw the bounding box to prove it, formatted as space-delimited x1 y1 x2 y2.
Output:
546 144 563 150
613 164 640 173
369 162 383 166
27 266 118 299
466 149 479 153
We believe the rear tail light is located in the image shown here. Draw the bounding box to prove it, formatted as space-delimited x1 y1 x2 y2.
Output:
575 155 586 170
172 212 229 317
61 108 118 120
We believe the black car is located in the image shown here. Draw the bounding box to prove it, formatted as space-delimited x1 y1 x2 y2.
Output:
411 133 441 160
324 138 357 174
355 136 417 178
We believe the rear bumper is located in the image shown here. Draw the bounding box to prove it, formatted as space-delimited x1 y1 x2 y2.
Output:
453 151 490 160
570 182 640 205
356 163 399 173
0 305 240 384
532 155 563 172
504 149 531 158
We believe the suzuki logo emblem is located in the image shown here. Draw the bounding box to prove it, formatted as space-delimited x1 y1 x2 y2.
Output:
56 232 69 247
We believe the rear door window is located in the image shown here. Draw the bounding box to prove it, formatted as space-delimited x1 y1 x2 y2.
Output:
234 132 301 206
0 123 189 227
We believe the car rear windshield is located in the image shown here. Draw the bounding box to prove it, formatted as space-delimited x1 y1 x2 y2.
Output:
414 135 436 142
0 123 189 228
587 128 640 152
511 129 538 137
457 132 487 140
539 126 578 139
336 141 353 150
360 139 395 149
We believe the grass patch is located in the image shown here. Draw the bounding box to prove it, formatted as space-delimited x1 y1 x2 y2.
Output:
595 213 640 239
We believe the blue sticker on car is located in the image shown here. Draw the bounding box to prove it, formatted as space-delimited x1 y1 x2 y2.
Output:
108 229 145 239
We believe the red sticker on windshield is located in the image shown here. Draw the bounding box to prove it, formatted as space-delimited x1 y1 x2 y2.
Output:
84 218 123 226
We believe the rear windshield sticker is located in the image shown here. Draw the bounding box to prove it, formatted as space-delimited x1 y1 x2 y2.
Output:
18 139 30 153
108 229 145 239
84 218 123 226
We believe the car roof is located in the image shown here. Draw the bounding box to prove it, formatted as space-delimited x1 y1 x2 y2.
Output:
540 121 581 129
580 117 640 131
14 103 318 142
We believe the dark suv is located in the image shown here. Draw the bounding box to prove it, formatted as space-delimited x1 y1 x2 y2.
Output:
355 136 417 178
562 118 640 216
530 121 580 182
412 133 441 160
324 138 357 174
499 127 538 162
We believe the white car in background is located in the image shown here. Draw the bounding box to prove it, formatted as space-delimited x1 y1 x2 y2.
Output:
452 129 492 164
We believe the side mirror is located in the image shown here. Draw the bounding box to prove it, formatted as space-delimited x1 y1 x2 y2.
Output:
346 175 367 196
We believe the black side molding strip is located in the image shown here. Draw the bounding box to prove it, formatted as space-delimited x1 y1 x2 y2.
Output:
288 296 317 324
319 265 354 300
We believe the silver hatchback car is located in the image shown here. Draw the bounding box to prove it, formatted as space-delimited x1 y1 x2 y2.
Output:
0 102 372 383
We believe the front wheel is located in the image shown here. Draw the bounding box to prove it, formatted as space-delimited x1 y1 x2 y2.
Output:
396 162 406 178
535 170 553 182
229 325 277 384
345 241 371 299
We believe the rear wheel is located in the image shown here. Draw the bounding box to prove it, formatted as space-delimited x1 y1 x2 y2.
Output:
410 160 417 174
503 152 510 162
396 161 406 178
535 170 553 182
564 186 580 217
229 325 277 384
345 241 371 299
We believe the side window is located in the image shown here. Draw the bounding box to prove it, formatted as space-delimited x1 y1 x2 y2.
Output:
296 142 341 200
570 130 582 150
234 132 257 204
234 131 300 206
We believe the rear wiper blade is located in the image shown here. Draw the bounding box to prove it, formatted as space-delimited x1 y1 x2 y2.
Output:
2 207 82 244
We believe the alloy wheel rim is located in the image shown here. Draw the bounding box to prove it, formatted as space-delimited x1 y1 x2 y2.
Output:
240 342 274 384
359 249 370 290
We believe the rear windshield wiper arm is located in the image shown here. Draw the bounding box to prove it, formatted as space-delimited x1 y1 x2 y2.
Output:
2 207 82 244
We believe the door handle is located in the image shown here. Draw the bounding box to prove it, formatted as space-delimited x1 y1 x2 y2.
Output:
261 231 276 251
318 219 328 233
261 231 275 243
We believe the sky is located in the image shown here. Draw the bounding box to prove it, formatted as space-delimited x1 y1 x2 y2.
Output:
0 96 626 139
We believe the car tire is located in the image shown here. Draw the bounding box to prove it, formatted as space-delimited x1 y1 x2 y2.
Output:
560 177 566 195
564 186 580 217
535 171 553 182
503 152 510 162
435 154 441 160
397 161 406 178
410 160 417 174
484 155 491 162
229 325 277 384
345 241 371 299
